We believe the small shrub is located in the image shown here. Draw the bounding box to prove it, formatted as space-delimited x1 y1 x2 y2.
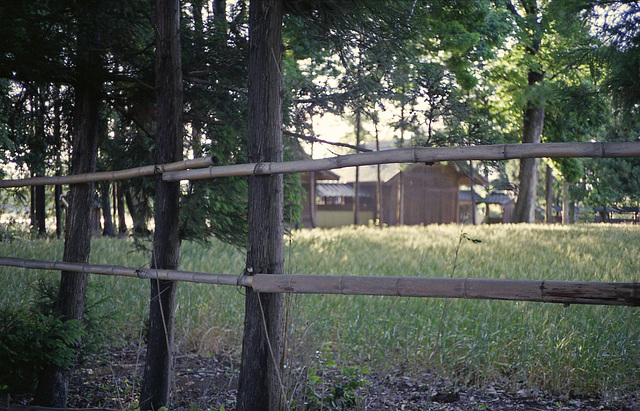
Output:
0 308 85 394
0 278 111 395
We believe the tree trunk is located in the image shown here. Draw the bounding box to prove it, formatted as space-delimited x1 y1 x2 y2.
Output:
562 180 569 224
469 161 476 225
512 71 544 223
33 62 101 409
55 184 62 238
545 164 554 224
54 98 63 239
100 183 116 237
353 108 361 226
140 0 183 408
376 126 382 228
35 183 46 235
237 0 284 409
511 0 544 223
30 185 35 230
124 186 150 235
116 184 127 235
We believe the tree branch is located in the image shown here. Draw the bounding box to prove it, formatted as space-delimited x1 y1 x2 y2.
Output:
283 130 372 152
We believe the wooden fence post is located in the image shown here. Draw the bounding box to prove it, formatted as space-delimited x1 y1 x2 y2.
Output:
237 0 285 409
140 0 183 408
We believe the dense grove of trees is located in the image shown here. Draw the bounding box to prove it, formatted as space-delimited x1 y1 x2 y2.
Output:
1 0 639 408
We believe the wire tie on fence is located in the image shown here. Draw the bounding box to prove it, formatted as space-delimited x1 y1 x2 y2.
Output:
153 164 163 175
253 161 265 175
238 267 252 287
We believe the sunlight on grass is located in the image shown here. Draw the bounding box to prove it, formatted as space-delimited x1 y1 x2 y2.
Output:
0 224 638 398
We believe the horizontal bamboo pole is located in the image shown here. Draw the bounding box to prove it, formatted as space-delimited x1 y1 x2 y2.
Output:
250 274 640 306
163 142 640 181
0 256 250 287
1 257 638 307
0 156 217 188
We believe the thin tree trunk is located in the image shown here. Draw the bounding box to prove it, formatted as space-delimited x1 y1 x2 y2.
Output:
562 180 569 224
237 0 284 409
55 184 62 238
116 184 127 235
112 182 117 229
124 186 149 235
35 184 46 235
511 1 544 223
30 185 35 230
354 108 361 226
33 58 101 408
375 121 382 228
545 164 554 224
54 99 63 239
512 74 544 223
397 100 405 226
101 183 115 237
469 161 476 225
140 0 183 408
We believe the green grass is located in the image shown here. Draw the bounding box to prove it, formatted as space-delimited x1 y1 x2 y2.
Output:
1 224 638 399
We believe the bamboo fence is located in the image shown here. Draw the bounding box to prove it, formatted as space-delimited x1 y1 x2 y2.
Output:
2 141 640 306
2 142 639 188
163 142 640 181
1 257 638 307
0 156 217 188
0 256 247 287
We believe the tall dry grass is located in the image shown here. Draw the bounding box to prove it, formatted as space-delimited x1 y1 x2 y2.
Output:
0 224 638 398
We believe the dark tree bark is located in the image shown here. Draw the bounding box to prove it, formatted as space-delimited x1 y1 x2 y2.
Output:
511 1 545 223
55 184 62 238
140 0 183 408
237 0 284 409
116 183 128 235
124 186 150 235
54 99 63 239
512 75 544 222
375 127 382 228
32 62 101 409
100 183 116 237
34 183 46 235
353 108 361 225
469 161 477 225
30 185 35 230
545 164 554 223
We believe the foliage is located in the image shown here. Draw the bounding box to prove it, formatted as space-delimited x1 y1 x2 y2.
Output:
297 361 370 410
0 284 85 394
0 271 118 396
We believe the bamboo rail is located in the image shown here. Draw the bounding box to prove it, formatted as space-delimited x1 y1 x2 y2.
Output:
163 142 640 181
0 257 248 287
1 257 638 307
0 156 217 188
250 274 640 306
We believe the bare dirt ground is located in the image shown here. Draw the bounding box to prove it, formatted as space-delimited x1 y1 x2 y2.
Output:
2 344 638 410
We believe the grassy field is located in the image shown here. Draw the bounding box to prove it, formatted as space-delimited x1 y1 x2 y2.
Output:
1 224 638 401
